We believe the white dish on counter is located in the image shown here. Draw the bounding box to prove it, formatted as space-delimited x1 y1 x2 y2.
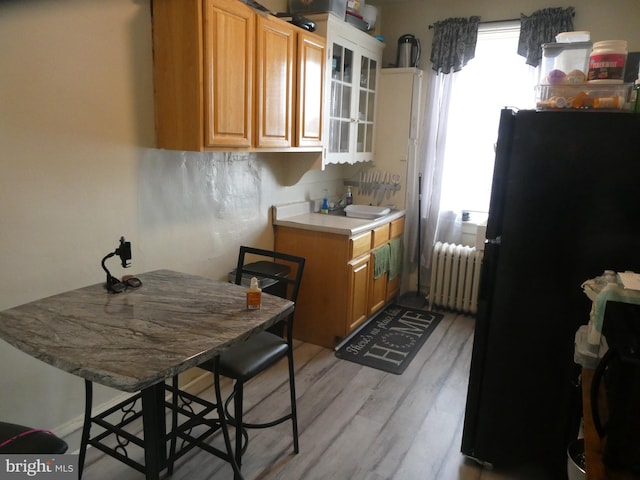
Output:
344 205 391 219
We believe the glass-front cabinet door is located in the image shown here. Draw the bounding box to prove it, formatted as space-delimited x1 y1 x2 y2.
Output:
355 55 377 161
328 42 354 158
311 13 384 166
326 38 380 164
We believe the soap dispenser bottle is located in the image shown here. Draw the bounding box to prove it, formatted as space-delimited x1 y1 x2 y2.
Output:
321 190 329 214
346 186 353 206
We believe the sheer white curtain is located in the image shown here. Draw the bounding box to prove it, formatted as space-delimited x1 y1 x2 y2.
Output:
410 22 537 294
439 23 537 237
402 71 455 296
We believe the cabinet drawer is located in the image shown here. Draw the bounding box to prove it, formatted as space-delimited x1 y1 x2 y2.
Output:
371 223 390 249
350 232 371 259
390 217 405 239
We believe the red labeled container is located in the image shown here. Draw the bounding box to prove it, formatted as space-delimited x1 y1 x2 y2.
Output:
588 40 627 83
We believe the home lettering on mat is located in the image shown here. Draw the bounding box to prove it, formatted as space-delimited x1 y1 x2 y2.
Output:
361 310 437 367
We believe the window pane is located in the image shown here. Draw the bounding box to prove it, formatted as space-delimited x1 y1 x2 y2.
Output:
367 92 375 122
343 49 353 83
440 23 537 215
357 124 365 152
330 82 341 117
365 124 373 151
360 57 369 88
369 59 377 90
359 91 367 121
329 119 340 152
332 44 342 80
342 85 351 118
340 121 350 152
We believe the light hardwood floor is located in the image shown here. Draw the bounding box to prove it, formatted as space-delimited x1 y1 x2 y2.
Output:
81 312 549 480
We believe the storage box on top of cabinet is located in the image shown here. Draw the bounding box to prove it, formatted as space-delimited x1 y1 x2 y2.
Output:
289 0 347 19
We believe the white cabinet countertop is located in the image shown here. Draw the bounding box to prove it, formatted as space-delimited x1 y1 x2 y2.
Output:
273 202 405 236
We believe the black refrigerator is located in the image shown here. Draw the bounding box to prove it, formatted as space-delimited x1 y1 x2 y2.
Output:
461 108 640 477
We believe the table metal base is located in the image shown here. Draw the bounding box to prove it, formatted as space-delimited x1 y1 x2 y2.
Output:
78 357 243 480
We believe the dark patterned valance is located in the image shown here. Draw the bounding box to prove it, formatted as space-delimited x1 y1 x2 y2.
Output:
518 7 575 66
430 16 481 74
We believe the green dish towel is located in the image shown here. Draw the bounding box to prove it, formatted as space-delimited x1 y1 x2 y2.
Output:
373 244 390 280
388 237 403 281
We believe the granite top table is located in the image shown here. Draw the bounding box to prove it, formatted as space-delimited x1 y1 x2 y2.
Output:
0 269 295 479
0 269 294 393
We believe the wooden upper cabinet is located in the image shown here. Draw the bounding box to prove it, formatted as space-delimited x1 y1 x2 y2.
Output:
152 0 204 151
255 14 295 148
152 0 324 152
296 31 325 147
203 0 254 148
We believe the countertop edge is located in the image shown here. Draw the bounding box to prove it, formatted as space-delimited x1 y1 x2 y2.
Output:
273 209 406 236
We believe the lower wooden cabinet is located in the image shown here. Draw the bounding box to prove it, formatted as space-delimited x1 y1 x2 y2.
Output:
274 215 404 348
368 223 390 315
385 216 404 302
369 217 404 316
347 253 371 333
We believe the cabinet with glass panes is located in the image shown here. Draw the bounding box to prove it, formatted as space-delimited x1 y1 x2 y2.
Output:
306 13 384 166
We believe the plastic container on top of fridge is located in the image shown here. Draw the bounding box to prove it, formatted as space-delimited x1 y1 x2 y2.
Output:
538 41 592 86
535 83 631 110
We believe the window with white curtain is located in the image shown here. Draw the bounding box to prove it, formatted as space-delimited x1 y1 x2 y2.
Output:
438 22 537 219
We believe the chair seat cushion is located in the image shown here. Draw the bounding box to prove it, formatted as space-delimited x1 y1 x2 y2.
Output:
0 422 68 454
216 331 289 381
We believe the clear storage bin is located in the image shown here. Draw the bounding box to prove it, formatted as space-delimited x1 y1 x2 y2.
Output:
539 42 592 86
536 83 631 110
289 0 347 18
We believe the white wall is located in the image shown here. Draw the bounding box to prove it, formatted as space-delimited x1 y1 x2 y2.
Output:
0 0 348 447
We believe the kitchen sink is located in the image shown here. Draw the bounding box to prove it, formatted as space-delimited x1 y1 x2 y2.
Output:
344 205 391 219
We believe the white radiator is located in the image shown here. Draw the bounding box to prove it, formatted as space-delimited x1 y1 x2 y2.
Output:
429 242 483 315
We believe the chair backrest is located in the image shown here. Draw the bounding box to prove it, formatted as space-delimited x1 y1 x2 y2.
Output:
234 246 305 305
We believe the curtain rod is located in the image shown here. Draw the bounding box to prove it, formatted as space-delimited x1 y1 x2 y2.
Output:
428 11 574 29
428 18 520 29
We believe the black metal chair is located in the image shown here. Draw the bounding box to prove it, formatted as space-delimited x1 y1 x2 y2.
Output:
0 421 68 454
169 246 305 473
